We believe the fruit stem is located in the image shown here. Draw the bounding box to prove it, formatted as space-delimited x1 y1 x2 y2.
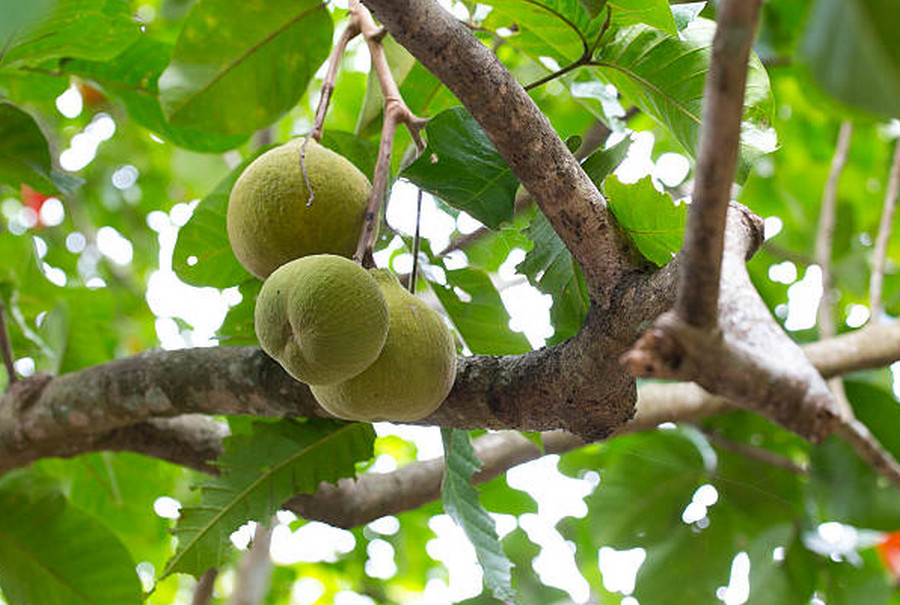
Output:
409 187 424 293
310 22 360 143
349 0 428 266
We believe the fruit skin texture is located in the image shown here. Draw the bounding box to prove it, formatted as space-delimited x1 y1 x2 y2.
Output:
255 254 388 386
227 138 371 279
311 270 457 422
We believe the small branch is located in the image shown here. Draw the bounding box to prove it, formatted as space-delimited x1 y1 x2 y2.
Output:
311 23 360 142
700 427 809 474
870 137 900 322
815 121 854 420
0 300 17 386
816 121 853 340
675 0 763 328
836 419 900 487
227 523 273 605
350 0 427 266
190 569 218 605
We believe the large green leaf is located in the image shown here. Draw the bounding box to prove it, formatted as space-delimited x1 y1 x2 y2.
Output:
0 470 142 605
63 38 250 152
800 0 900 118
484 0 608 63
402 107 519 230
0 0 138 68
592 18 775 181
604 174 686 266
0 0 53 45
824 549 893 605
0 102 59 195
37 453 184 568
429 265 531 355
217 279 261 346
441 429 516 603
164 419 374 578
172 150 269 288
607 0 676 34
159 0 332 135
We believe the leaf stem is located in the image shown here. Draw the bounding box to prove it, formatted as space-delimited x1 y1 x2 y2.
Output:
870 137 900 323
310 22 360 142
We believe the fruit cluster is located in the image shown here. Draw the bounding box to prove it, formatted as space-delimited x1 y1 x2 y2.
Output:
227 138 456 422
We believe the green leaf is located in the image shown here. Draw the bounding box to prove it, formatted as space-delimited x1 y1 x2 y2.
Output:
809 436 900 531
581 135 631 187
37 453 184 568
402 107 519 230
592 17 775 181
0 0 139 68
217 279 261 346
516 210 590 344
845 380 900 460
800 0 900 118
164 419 374 578
0 102 60 195
441 428 516 603
0 469 142 605
825 549 893 605
159 0 332 135
607 0 677 35
63 37 250 152
604 174 686 266
172 151 273 288
429 266 532 355
0 0 53 45
320 130 379 181
485 0 606 63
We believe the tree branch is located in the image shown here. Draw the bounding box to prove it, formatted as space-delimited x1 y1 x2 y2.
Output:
0 300 17 387
816 121 855 420
361 0 640 302
675 0 762 328
870 137 900 322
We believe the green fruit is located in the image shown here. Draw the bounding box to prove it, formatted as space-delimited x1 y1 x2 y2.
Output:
255 255 388 385
227 138 371 279
311 270 457 422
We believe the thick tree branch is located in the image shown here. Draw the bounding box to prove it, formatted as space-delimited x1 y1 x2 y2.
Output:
675 0 762 328
361 0 640 302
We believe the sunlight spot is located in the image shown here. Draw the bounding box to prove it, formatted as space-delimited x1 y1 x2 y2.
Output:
229 521 256 550
39 198 65 226
426 514 484 602
56 84 83 119
717 552 750 605
97 226 133 265
42 263 67 286
845 304 870 328
768 261 797 284
456 211 483 234
615 131 655 183
271 521 355 564
136 562 155 592
291 578 326 605
367 516 401 536
452 286 472 303
785 266 822 331
153 496 181 519
599 546 646 595
335 591 376 605
14 357 35 377
111 165 139 190
764 216 783 239
653 153 690 187
365 538 398 579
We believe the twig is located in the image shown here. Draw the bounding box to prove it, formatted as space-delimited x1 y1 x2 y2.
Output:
699 427 809 474
350 0 427 267
870 137 900 322
0 300 17 386
836 419 900 487
310 23 360 142
674 0 763 328
816 121 853 340
226 523 273 605
190 569 218 605
815 122 854 420
409 187 423 292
